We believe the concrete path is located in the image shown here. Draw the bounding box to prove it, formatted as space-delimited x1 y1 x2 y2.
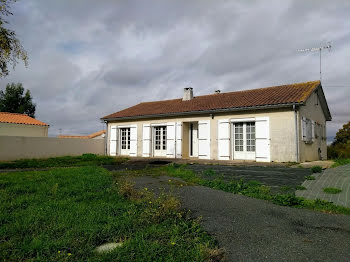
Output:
296 164 350 208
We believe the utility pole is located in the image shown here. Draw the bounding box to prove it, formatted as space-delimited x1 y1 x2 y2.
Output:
297 43 331 81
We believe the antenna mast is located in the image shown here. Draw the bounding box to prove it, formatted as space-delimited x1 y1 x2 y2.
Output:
297 43 331 81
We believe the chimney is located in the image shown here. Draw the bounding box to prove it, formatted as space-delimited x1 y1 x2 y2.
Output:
215 90 221 94
183 87 193 101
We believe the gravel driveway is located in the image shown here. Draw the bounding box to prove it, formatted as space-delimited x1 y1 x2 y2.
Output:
131 175 350 262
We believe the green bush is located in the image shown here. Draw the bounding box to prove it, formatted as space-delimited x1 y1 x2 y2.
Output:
311 166 322 173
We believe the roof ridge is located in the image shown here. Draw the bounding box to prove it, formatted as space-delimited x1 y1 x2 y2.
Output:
136 80 320 104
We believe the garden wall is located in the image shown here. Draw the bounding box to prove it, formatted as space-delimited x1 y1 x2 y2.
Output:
0 136 105 161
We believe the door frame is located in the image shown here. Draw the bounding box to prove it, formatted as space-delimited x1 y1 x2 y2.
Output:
119 127 131 156
231 119 256 160
152 125 167 157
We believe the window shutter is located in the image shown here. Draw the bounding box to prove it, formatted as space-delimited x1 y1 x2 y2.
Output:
142 124 151 157
198 120 210 159
175 122 182 158
166 122 175 158
255 117 270 162
109 126 117 156
217 119 230 160
130 125 137 156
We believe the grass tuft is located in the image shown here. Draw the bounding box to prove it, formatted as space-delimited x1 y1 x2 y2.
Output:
305 175 316 180
311 166 323 173
295 185 306 190
323 187 342 194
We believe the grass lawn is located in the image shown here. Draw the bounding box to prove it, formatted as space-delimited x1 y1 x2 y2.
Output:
0 166 219 261
0 154 127 169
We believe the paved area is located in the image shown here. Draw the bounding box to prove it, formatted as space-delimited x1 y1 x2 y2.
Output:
296 164 350 208
186 164 311 193
130 175 350 262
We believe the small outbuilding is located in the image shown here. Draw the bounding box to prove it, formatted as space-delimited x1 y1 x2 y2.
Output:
0 112 49 137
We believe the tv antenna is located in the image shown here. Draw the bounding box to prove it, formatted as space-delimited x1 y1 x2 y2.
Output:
297 42 332 81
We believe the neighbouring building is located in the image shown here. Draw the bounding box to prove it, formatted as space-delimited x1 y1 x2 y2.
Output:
101 81 331 163
0 112 49 137
58 130 106 139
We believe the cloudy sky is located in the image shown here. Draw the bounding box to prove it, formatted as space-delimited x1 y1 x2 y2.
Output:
0 0 349 140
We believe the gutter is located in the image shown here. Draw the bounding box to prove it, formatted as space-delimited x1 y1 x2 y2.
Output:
101 102 304 122
293 105 299 162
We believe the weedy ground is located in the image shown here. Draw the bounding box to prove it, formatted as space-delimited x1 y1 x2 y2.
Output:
0 166 223 261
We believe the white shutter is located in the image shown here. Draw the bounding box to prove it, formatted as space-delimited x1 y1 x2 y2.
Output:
198 120 210 159
218 119 230 160
166 122 175 158
109 126 117 156
175 122 182 158
130 125 137 156
142 124 151 157
301 117 306 142
255 117 270 162
311 120 315 142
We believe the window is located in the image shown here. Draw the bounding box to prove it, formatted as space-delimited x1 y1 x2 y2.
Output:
234 123 244 151
154 126 166 150
246 122 255 151
121 128 130 150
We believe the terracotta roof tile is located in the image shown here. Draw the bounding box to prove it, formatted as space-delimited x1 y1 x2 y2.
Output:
102 81 321 120
58 130 106 139
0 112 49 126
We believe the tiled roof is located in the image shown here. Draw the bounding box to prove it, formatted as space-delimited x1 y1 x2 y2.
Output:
0 112 49 126
102 81 321 120
58 130 106 139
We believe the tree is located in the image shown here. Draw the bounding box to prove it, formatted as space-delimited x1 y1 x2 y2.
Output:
328 121 350 159
0 0 28 77
333 121 350 145
0 83 35 117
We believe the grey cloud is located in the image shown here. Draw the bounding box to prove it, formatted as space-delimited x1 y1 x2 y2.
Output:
0 0 348 138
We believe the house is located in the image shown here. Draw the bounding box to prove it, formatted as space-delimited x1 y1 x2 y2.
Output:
0 112 49 137
101 81 331 162
58 130 106 139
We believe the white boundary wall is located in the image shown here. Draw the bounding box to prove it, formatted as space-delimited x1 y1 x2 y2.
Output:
0 136 105 161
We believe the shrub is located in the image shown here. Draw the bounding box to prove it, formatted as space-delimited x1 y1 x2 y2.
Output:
311 166 322 173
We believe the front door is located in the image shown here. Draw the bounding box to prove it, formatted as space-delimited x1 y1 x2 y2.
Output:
153 126 167 157
233 122 255 160
120 128 131 156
